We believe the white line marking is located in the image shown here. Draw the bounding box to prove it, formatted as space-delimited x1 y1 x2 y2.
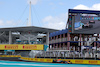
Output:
0 62 62 66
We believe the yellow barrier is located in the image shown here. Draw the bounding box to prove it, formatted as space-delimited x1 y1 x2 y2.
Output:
20 57 53 62
0 44 44 50
20 57 100 65
62 59 100 65
0 55 100 65
0 55 21 57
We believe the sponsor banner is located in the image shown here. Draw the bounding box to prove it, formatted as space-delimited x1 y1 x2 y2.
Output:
88 60 98 64
0 55 21 57
0 55 99 65
0 44 44 50
20 57 100 64
64 59 100 64
75 60 83 64
20 57 53 62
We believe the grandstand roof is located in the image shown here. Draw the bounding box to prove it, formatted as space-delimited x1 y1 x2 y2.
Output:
69 9 100 14
0 26 58 33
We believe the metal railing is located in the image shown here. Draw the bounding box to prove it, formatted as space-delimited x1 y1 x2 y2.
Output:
49 38 67 44
49 48 69 50
35 50 100 60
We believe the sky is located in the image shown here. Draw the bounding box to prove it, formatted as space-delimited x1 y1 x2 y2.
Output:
0 0 100 30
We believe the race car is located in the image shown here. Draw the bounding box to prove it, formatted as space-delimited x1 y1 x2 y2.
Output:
52 59 72 64
82 23 93 28
89 20 95 23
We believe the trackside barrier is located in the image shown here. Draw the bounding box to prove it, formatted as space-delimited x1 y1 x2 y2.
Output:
62 59 100 65
0 55 21 57
0 55 100 65
20 57 53 62
20 57 100 65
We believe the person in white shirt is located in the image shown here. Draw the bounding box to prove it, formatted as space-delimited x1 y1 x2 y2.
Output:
74 36 78 41
84 36 88 46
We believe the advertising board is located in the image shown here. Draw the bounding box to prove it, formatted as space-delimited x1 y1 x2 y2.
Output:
20 57 100 64
0 44 44 50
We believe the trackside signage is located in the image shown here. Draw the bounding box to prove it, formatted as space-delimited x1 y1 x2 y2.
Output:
0 44 44 50
5 45 18 49
23 45 37 49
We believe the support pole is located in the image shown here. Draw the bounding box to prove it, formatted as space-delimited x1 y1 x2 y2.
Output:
97 34 99 48
60 34 61 42
46 32 49 45
59 43 61 49
54 44 55 48
60 34 62 49
9 31 12 44
56 44 58 48
63 34 65 49
67 33 70 50
27 1 32 26
63 43 65 49
56 35 58 43
80 34 82 52
63 33 65 41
